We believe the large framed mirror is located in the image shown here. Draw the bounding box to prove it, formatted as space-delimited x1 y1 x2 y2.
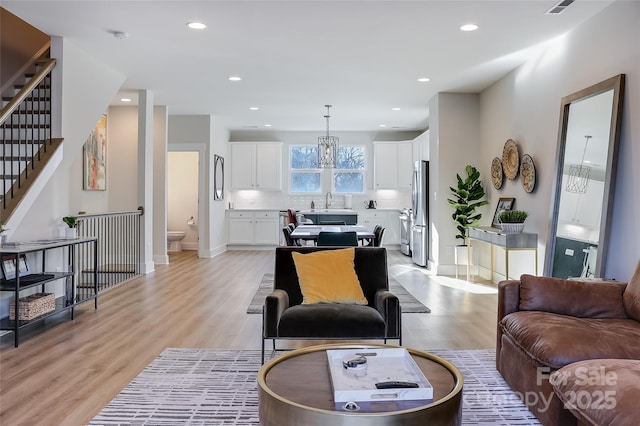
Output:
213 154 224 201
545 74 625 279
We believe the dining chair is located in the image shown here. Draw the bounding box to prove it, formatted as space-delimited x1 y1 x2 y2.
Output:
282 227 299 246
317 231 359 247
374 226 386 247
364 225 382 246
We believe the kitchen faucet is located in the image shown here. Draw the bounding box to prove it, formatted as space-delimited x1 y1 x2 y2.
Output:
325 191 332 209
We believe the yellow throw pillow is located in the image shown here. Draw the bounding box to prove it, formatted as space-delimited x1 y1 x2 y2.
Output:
291 248 367 305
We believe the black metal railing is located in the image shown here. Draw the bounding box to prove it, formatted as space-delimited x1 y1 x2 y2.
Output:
75 209 143 297
1 58 56 213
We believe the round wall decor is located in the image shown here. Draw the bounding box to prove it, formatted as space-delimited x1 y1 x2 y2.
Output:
502 139 519 180
520 154 536 193
491 157 503 189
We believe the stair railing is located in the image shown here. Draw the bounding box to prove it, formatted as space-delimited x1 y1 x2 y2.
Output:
1 57 56 213
75 208 143 296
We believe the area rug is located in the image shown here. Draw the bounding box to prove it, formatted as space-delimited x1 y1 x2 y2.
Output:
246 273 430 314
90 348 540 425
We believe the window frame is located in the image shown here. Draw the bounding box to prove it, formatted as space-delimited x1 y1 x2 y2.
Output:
332 145 366 194
289 145 322 194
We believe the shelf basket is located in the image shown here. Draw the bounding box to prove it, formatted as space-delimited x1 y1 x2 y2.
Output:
9 293 55 321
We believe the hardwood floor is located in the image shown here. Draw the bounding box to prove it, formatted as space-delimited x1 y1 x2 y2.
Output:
0 249 498 425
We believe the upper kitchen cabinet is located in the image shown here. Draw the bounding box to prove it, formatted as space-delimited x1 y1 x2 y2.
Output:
373 141 413 190
230 142 282 190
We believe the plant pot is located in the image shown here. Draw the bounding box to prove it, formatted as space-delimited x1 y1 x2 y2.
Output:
499 223 525 233
454 245 473 266
65 228 77 239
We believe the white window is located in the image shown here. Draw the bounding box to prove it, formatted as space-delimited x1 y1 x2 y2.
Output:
290 146 321 193
333 146 365 193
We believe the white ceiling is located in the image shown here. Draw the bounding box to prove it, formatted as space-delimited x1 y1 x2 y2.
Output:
4 0 613 132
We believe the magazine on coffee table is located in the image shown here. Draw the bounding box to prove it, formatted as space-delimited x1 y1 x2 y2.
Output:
327 347 433 410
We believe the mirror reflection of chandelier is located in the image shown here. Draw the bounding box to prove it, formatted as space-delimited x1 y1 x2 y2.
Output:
565 135 592 194
318 105 339 168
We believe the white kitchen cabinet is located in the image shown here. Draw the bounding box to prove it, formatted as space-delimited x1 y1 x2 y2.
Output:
228 210 279 245
373 141 413 190
230 142 282 190
357 210 400 246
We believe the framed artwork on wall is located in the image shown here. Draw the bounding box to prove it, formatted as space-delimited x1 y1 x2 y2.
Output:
492 197 515 228
83 114 107 190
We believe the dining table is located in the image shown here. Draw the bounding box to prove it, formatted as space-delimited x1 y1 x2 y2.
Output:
290 224 374 245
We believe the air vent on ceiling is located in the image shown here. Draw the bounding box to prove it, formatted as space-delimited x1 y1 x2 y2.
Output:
546 0 575 15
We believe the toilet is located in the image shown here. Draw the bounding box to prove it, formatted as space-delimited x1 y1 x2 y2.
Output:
167 231 186 252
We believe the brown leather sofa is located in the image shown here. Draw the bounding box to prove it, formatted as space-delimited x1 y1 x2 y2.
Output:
262 246 401 363
497 261 640 425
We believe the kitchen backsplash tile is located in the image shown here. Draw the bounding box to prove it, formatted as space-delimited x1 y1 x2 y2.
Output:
229 190 410 211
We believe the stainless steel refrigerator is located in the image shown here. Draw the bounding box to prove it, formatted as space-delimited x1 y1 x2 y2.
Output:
411 160 429 267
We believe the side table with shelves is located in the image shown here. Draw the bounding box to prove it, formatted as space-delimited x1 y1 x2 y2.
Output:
0 237 98 347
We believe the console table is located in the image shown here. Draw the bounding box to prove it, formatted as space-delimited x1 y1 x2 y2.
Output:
466 227 538 283
0 238 98 347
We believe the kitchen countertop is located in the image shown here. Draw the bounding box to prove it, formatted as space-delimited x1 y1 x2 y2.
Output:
226 208 403 213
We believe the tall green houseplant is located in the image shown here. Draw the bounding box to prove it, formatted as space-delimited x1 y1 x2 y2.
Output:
448 165 489 243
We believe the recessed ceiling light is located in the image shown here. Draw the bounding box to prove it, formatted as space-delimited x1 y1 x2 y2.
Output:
120 98 132 102
186 22 207 30
228 76 242 81
264 124 272 127
249 107 259 111
379 124 387 128
391 107 401 111
460 24 479 32
417 77 430 82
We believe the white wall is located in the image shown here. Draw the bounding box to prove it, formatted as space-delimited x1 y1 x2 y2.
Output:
168 115 230 258
479 0 640 280
428 93 482 274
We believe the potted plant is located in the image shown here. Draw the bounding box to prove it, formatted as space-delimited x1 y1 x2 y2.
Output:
63 216 78 239
448 165 489 272
448 165 489 244
497 210 528 233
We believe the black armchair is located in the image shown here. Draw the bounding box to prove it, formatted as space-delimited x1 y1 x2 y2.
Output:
262 247 402 363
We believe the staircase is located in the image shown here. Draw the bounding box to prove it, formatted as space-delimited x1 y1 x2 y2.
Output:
0 55 62 223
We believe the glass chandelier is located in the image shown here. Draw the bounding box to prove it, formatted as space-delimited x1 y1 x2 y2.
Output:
318 105 339 168
565 135 592 194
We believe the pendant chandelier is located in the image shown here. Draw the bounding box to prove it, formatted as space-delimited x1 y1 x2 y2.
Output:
318 105 339 168
565 135 592 194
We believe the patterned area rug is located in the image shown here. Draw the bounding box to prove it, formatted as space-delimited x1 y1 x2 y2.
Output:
246 273 430 314
90 348 540 425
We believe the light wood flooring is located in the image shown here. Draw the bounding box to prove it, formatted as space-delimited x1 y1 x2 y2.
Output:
0 249 498 425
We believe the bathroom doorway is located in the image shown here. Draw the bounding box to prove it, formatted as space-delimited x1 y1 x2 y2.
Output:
168 144 206 256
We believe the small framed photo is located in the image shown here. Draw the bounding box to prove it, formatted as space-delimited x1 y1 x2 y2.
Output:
1 254 31 280
492 197 515 228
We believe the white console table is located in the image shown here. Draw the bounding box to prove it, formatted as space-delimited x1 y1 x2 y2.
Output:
466 227 538 283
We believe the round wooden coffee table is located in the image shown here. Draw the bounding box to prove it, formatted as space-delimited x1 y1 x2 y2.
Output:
258 343 463 425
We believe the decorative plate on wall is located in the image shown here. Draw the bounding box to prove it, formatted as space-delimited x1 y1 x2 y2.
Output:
491 157 503 189
520 154 536 193
502 139 519 180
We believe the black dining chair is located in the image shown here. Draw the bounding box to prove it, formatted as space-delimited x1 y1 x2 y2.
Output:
282 227 300 246
374 226 386 247
364 225 382 246
317 231 359 247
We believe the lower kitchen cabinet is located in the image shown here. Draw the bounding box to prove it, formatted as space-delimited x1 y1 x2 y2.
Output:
357 210 401 246
227 210 279 246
